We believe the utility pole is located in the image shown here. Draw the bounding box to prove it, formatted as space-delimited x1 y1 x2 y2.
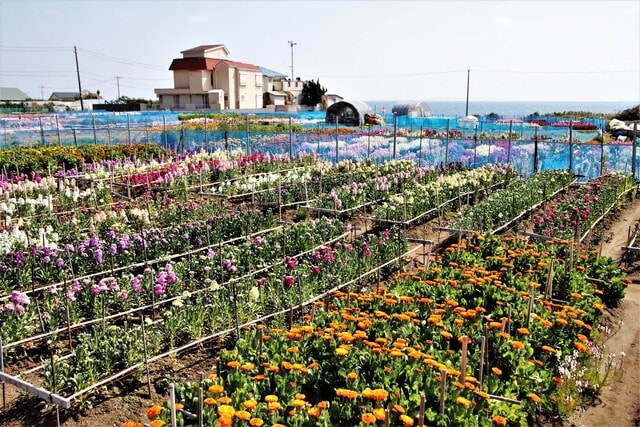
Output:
288 40 297 81
116 76 121 100
40 86 44 101
465 69 470 117
74 46 84 111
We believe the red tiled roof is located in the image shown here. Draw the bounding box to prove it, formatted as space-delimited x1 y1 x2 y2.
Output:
169 58 261 72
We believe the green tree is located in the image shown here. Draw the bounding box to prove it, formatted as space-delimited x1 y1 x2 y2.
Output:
300 79 327 107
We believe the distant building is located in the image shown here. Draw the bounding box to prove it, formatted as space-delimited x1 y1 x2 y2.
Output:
392 101 431 118
154 44 266 111
0 87 30 102
49 92 80 101
154 44 330 112
326 100 373 126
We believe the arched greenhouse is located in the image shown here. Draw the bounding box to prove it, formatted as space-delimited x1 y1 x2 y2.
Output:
392 101 431 118
325 100 372 126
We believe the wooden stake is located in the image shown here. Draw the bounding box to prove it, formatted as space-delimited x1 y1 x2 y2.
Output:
140 315 152 399
439 368 447 414
169 383 177 427
460 336 469 381
418 395 425 427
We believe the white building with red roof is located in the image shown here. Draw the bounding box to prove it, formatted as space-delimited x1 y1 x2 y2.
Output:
154 44 268 111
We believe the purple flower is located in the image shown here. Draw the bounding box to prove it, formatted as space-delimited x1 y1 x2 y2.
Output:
109 244 117 255
71 280 82 292
55 258 65 268
283 275 295 288
310 265 321 275
285 256 297 269
10 290 30 305
93 248 103 264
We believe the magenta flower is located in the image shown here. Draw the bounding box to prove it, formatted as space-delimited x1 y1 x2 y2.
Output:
283 275 295 288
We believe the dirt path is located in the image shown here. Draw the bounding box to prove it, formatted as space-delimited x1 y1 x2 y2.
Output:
568 195 640 427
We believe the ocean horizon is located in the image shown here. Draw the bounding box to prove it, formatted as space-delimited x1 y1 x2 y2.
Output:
364 100 636 118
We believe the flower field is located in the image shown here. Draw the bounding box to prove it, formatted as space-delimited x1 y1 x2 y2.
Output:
0 145 636 427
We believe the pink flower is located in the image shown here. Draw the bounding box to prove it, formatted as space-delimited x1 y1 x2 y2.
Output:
283 275 295 288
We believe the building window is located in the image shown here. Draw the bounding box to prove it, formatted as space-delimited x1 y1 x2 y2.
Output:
239 72 247 86
255 74 262 86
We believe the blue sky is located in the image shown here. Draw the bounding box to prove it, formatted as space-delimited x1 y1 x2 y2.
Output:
1 0 638 103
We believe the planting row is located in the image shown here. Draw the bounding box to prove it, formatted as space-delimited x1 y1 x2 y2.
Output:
131 233 628 427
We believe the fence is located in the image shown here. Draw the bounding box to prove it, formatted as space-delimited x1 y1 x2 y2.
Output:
1 112 637 181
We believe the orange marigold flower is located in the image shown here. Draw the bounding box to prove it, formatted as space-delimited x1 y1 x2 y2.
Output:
516 328 530 335
217 405 235 418
217 415 232 427
204 397 216 406
541 345 556 353
218 396 232 405
147 405 163 420
249 418 264 427
361 413 377 424
574 342 589 352
399 414 415 426
510 341 525 350
292 399 306 409
347 372 358 380
242 399 258 411
528 393 541 403
150 421 165 427
268 402 282 412
492 367 502 376
492 415 508 425
456 396 472 408
235 410 251 420
208 384 224 394
226 360 240 369
121 422 142 427
308 407 320 417
373 407 386 421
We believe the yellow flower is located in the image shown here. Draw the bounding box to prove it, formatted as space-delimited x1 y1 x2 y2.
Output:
373 407 386 420
235 410 251 420
208 384 224 394
217 405 235 418
399 414 415 426
249 418 264 427
243 399 258 411
456 396 472 408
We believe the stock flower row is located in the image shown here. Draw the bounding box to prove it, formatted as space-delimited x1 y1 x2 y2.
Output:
42 227 408 398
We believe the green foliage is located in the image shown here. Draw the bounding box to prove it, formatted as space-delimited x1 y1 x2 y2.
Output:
614 104 640 122
300 79 327 106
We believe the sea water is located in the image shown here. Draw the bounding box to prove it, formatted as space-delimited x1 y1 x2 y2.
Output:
365 100 636 118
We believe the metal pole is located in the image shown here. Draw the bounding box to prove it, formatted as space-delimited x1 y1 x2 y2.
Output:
533 127 539 174
288 40 297 82
55 115 61 145
507 120 513 164
568 120 573 173
39 116 45 145
335 116 339 163
445 119 450 165
289 117 293 159
204 116 208 147
127 113 131 144
367 124 371 160
246 114 250 156
92 114 97 145
633 123 638 182
74 46 84 111
393 114 397 160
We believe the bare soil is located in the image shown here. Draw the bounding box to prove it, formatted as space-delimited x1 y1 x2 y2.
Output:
1 198 639 427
